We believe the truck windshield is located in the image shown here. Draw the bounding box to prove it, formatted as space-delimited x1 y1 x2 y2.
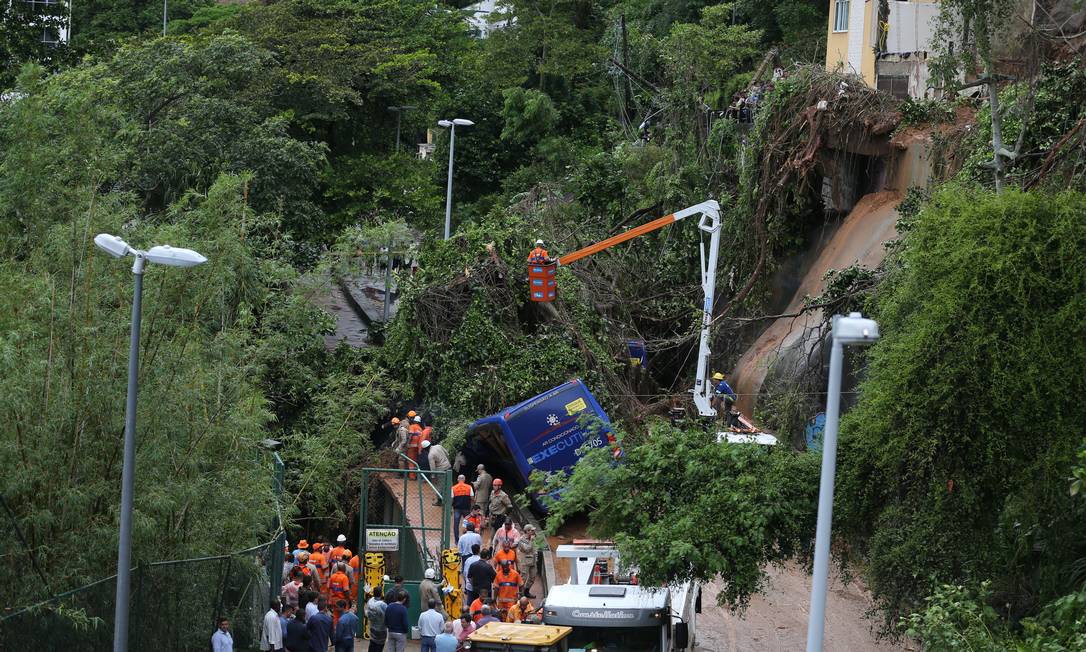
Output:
566 625 661 652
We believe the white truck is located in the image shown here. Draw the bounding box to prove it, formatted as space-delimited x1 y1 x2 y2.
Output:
541 543 700 652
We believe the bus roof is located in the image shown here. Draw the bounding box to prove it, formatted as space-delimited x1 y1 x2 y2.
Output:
468 622 573 644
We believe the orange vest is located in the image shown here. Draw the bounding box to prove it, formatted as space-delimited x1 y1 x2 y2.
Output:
470 598 485 623
349 555 360 572
494 548 517 569
452 482 473 498
330 545 351 564
329 572 350 599
465 514 484 532
310 550 327 571
494 569 521 608
528 247 549 262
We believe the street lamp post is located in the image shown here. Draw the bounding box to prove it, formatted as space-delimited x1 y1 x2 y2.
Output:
806 312 879 652
437 118 474 240
388 105 417 153
94 234 207 652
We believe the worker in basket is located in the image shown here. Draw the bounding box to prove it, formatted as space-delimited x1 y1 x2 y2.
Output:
712 372 738 418
527 239 551 264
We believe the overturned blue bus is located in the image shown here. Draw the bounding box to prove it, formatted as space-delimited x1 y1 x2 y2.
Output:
463 379 615 511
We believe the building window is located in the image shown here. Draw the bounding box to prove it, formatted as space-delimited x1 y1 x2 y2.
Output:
834 0 850 31
876 75 910 99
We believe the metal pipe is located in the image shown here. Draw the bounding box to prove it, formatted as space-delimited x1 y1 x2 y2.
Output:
113 255 145 652
805 336 844 652
396 452 442 502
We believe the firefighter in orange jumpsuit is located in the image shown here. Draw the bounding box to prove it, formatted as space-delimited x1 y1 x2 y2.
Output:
493 559 522 620
493 540 517 571
328 562 351 627
406 416 423 478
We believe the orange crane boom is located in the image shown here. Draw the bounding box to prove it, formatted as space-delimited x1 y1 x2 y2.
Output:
557 213 679 266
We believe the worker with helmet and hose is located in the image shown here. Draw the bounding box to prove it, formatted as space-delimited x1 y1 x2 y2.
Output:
488 478 513 530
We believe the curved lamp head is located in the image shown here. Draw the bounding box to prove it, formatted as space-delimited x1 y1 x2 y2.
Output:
94 233 131 258
437 120 453 128
145 245 208 268
832 312 880 346
452 118 474 126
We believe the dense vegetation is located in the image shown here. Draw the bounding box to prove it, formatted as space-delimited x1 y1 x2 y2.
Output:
5 0 1086 648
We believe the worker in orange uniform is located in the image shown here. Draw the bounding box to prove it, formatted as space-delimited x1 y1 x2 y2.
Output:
527 239 550 264
492 559 522 620
330 534 351 564
451 474 474 537
328 562 351 627
492 540 517 571
313 539 333 599
469 589 489 624
506 596 536 624
406 416 423 478
347 552 361 603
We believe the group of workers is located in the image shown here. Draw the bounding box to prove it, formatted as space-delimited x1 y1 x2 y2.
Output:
389 410 451 476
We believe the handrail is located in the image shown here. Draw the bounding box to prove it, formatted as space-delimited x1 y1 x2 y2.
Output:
396 452 444 503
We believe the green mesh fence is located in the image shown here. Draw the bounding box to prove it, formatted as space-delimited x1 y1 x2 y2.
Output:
0 540 276 651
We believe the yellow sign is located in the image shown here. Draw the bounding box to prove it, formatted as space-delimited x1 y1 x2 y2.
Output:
564 398 587 415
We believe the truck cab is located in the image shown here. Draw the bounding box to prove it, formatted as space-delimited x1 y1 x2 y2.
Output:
542 543 698 651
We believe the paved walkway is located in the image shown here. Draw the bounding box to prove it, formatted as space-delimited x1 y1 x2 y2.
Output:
375 472 545 599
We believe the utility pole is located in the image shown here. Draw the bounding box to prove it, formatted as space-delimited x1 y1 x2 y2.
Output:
388 106 416 154
620 15 633 128
162 0 167 36
382 244 392 323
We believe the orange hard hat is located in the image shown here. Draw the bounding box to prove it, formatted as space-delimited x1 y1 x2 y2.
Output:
407 410 417 418
298 539 309 548
493 478 503 487
391 417 400 425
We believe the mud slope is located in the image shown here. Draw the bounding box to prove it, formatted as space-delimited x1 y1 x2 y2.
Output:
730 190 901 417
695 563 909 651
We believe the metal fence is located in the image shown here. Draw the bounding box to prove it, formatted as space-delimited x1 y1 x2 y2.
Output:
0 540 276 651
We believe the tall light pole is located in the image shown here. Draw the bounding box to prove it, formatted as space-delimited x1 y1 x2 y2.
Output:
437 118 474 240
806 312 879 652
94 234 207 652
162 0 167 35
388 105 416 153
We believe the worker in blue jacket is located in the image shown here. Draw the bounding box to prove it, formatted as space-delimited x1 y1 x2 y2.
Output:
712 372 738 416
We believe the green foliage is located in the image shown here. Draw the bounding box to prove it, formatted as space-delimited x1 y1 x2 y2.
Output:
898 97 954 128
837 188 1086 621
541 420 820 608
0 174 281 592
69 0 214 55
501 87 559 145
0 6 73 89
905 581 1086 651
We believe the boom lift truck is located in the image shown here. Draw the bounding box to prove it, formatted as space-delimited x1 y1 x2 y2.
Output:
527 200 776 443
542 541 700 652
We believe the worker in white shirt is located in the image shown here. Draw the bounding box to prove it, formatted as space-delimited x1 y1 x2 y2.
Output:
260 599 283 651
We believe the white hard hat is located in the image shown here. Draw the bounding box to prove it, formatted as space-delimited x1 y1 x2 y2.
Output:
424 568 436 579
336 534 347 543
413 416 422 423
422 440 431 448
535 239 544 246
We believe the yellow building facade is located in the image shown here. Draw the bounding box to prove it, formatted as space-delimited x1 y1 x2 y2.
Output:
825 0 940 97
